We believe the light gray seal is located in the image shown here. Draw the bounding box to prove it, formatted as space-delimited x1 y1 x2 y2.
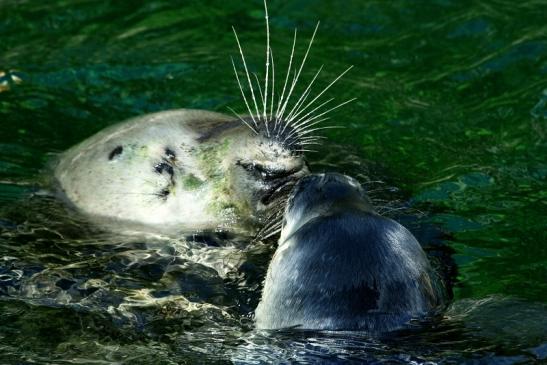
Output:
54 109 308 235
255 173 445 332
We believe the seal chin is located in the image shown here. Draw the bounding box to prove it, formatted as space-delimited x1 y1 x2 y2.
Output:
255 172 445 332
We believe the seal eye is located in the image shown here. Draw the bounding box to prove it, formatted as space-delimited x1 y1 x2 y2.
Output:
236 161 291 181
254 164 279 180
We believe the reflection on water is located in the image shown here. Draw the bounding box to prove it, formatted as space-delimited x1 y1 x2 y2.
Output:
1 0 546 363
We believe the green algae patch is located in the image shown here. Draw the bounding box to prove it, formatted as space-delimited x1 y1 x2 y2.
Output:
192 138 248 216
180 174 203 190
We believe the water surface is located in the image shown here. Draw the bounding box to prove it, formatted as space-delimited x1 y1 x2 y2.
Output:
1 0 546 363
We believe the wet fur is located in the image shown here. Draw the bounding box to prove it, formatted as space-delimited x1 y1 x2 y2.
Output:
255 174 446 332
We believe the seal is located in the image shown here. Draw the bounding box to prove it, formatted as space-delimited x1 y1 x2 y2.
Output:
54 109 309 234
255 173 446 332
53 0 354 236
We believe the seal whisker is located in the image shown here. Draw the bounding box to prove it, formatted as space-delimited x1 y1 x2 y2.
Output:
289 116 331 136
290 125 344 142
298 140 322 146
298 140 323 146
253 73 265 115
287 97 333 129
231 57 258 128
263 0 271 125
361 180 387 185
376 206 410 216
269 46 275 128
227 106 258 134
299 135 327 141
276 22 320 127
284 65 324 124
284 117 331 144
290 97 356 133
282 86 313 132
232 26 262 121
274 29 297 133
286 65 354 124
261 227 282 240
256 220 282 241
364 188 394 194
260 219 282 234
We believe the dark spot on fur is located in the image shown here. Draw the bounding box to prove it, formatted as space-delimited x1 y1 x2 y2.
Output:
165 147 176 160
157 187 170 199
108 145 123 160
154 162 174 176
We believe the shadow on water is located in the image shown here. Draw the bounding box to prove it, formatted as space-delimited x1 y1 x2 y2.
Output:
1 0 546 363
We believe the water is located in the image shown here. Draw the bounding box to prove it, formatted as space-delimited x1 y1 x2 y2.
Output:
1 0 546 363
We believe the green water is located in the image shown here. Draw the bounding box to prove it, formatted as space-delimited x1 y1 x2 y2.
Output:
1 0 546 363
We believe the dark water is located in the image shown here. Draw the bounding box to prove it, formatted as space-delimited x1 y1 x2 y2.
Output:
1 0 546 363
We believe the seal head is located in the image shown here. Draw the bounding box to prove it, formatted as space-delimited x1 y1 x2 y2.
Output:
255 173 445 332
54 109 308 235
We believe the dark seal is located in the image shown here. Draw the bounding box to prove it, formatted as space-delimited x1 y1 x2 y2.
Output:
255 173 446 332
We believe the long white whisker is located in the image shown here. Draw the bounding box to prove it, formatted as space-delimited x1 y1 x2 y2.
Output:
263 0 270 124
277 22 320 124
299 140 324 146
232 26 261 121
262 220 282 234
262 227 282 240
280 65 324 136
227 106 258 134
297 125 344 138
296 117 330 132
274 29 297 134
299 136 326 143
253 73 265 111
288 65 354 123
291 98 356 131
284 117 330 143
282 86 312 131
269 47 275 126
287 97 333 128
231 57 257 128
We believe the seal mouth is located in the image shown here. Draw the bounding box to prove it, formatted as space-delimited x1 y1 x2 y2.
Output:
236 159 308 207
260 174 301 206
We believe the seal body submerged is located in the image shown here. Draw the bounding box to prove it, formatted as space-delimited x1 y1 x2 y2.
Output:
54 109 308 234
255 173 445 332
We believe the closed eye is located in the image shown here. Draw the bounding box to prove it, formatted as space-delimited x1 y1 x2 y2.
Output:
236 161 299 181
